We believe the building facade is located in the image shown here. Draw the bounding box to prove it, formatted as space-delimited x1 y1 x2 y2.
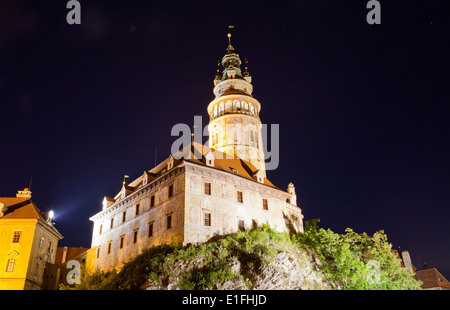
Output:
88 36 304 272
0 189 63 290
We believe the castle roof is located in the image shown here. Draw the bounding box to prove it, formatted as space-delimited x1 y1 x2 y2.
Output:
178 142 277 188
0 196 63 239
0 197 45 220
110 142 279 202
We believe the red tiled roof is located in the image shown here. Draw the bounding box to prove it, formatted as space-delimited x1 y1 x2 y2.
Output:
415 268 450 289
55 247 90 265
0 197 43 220
111 142 281 200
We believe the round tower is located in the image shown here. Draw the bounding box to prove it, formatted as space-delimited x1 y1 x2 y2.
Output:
207 34 266 176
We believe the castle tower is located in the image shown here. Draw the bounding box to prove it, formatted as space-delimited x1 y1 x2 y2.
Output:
207 33 266 176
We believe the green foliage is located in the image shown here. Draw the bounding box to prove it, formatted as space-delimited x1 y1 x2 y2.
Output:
64 222 422 290
294 219 422 290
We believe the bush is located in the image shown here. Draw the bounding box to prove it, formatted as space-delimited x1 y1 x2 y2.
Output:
293 219 422 290
64 223 422 290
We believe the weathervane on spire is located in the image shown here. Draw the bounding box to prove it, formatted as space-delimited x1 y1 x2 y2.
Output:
226 25 235 53
123 175 129 185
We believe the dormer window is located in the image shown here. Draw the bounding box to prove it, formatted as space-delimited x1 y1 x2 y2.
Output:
143 172 148 186
205 151 215 167
102 197 114 210
167 156 174 170
253 170 264 184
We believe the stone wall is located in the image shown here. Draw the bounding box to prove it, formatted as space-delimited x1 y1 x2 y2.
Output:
90 169 186 271
183 162 303 245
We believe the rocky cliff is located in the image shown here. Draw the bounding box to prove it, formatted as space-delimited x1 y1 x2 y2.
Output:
143 226 333 290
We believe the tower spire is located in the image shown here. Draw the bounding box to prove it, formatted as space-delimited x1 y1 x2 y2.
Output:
226 25 235 53
226 32 234 53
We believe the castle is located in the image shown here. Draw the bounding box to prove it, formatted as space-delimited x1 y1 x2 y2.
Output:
87 35 304 272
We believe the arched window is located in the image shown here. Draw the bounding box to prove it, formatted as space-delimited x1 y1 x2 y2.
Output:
225 100 232 113
233 100 240 112
250 104 255 116
243 101 249 113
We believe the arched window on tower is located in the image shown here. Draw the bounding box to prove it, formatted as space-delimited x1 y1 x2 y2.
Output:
243 101 249 114
225 100 232 113
249 122 258 148
250 104 255 116
233 100 240 112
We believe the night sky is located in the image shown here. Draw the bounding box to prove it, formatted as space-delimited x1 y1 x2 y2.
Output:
1 1 449 278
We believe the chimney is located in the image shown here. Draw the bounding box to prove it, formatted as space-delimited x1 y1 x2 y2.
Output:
16 188 32 199
287 182 297 205
400 251 413 272
0 203 7 217
62 247 68 264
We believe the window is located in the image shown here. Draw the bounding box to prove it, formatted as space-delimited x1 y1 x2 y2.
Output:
286 198 291 204
168 184 174 198
204 182 211 195
133 229 139 244
110 218 114 229
96 247 100 259
12 231 21 243
167 214 172 229
34 263 39 277
99 224 103 235
122 211 126 223
148 223 154 238
238 220 245 231
237 191 243 203
6 259 15 273
107 242 112 255
135 203 140 216
119 235 125 249
204 213 211 226
39 236 45 249
150 195 155 208
263 198 268 210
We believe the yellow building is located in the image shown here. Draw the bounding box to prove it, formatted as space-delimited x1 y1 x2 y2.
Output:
0 188 63 290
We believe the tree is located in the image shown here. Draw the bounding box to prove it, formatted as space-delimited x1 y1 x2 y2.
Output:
296 219 422 290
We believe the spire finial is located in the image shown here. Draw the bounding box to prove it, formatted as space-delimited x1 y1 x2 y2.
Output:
123 175 129 185
226 25 235 53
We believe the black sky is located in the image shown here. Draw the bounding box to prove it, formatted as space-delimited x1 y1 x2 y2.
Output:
1 1 449 278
